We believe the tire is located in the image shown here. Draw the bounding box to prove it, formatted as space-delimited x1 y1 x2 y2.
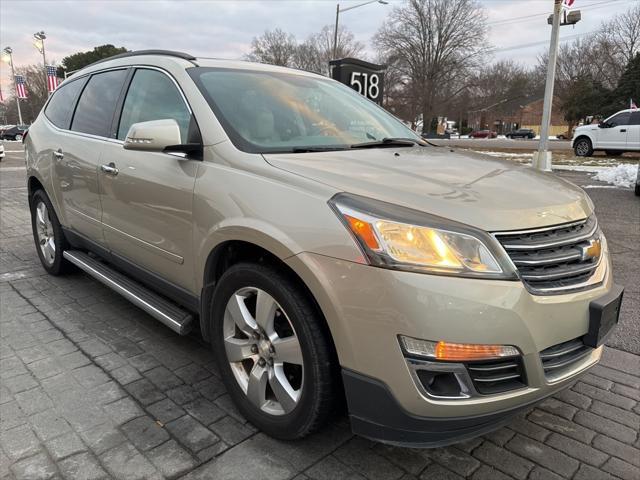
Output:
605 151 623 157
574 138 593 157
210 262 338 440
30 189 71 275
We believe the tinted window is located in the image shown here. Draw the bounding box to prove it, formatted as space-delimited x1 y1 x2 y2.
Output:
630 112 640 125
117 69 191 141
71 69 127 137
44 79 85 129
607 112 631 127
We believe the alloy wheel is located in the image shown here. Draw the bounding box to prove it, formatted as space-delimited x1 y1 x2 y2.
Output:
35 201 55 266
222 287 304 416
576 140 589 156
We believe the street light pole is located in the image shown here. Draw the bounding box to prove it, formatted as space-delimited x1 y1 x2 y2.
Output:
34 31 48 95
3 47 23 125
332 0 388 60
532 0 562 171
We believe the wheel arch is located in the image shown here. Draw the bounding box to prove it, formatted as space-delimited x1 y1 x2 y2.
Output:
199 239 340 372
572 134 593 148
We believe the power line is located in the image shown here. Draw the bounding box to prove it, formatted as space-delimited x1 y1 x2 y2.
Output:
492 30 598 53
487 0 624 27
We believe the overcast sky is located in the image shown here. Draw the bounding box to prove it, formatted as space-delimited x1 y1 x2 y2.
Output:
0 0 636 95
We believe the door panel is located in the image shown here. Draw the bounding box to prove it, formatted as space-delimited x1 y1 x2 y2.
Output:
99 146 198 290
596 112 631 150
53 133 106 243
628 112 640 151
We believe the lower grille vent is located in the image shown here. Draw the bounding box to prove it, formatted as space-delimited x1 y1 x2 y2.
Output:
466 358 526 395
540 338 593 379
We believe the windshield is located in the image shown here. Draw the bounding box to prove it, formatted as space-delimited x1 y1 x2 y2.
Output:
189 67 422 153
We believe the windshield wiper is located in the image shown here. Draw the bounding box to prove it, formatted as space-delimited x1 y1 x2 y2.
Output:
289 146 349 153
350 137 425 149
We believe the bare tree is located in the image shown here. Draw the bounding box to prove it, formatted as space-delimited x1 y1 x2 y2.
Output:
374 0 489 134
247 28 298 67
306 25 364 75
3 65 49 124
597 3 640 67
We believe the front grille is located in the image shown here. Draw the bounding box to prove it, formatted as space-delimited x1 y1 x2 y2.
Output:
494 216 602 294
466 358 526 395
540 338 593 380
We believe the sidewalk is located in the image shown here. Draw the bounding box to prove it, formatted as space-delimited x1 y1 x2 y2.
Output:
1 159 639 479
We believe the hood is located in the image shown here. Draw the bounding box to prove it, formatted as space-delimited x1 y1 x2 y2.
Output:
264 146 592 231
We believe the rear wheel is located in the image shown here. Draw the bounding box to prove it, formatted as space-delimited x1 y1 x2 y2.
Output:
30 189 70 275
574 138 593 157
210 262 337 439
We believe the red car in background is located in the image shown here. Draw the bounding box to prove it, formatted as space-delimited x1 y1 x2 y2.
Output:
468 130 497 138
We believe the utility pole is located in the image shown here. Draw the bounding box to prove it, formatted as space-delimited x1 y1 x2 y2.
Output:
533 0 581 171
3 47 23 125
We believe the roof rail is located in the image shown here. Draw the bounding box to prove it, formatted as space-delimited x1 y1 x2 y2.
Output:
86 50 197 68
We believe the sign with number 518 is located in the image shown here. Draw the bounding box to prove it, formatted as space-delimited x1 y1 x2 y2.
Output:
329 58 385 104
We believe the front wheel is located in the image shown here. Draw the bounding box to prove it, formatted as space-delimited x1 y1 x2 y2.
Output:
15 134 23 142
210 262 338 440
574 138 593 157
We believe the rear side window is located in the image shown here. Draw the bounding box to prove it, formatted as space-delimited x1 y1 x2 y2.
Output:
630 112 640 125
117 69 191 141
44 79 85 129
71 69 127 137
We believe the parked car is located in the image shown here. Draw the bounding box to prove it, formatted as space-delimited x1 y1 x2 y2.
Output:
1 125 29 141
25 50 622 447
556 128 575 140
573 109 640 156
468 129 497 138
506 128 535 139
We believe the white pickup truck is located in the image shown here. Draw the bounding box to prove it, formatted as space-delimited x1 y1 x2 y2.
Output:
573 109 640 157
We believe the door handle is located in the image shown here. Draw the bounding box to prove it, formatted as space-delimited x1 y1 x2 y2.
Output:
100 162 119 176
53 149 64 160
620 129 627 132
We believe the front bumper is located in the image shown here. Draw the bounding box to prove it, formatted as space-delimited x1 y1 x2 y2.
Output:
285 251 616 444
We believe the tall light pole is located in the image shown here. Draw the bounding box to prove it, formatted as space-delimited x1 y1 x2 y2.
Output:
33 31 48 95
333 0 388 59
532 0 581 171
2 47 23 125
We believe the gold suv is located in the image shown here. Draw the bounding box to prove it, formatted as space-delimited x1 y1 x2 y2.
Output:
25 50 623 447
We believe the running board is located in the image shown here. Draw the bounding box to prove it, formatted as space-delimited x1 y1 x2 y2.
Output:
63 250 193 335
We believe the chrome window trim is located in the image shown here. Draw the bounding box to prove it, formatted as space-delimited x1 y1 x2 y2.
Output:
44 64 194 144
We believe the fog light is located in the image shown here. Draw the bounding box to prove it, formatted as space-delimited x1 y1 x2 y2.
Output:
400 336 519 361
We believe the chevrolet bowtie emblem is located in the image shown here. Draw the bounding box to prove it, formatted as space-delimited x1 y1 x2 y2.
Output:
581 238 602 262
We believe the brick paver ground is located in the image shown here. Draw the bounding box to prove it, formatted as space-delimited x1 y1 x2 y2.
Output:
1 156 639 479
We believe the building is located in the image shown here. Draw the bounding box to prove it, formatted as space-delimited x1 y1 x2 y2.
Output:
469 97 569 136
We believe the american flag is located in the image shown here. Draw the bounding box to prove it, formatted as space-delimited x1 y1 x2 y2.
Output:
15 75 27 99
47 65 59 93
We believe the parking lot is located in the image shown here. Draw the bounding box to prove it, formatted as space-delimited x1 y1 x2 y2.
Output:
1 144 639 480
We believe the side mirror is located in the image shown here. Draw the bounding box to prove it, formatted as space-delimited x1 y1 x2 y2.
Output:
123 119 182 152
598 122 609 129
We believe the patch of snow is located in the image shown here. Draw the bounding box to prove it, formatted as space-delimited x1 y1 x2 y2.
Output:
582 185 622 189
591 164 638 188
473 151 533 158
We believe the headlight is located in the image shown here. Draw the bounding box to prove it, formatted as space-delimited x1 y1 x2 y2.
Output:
329 193 517 279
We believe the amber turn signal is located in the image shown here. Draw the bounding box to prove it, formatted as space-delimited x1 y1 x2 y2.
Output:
400 336 519 361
